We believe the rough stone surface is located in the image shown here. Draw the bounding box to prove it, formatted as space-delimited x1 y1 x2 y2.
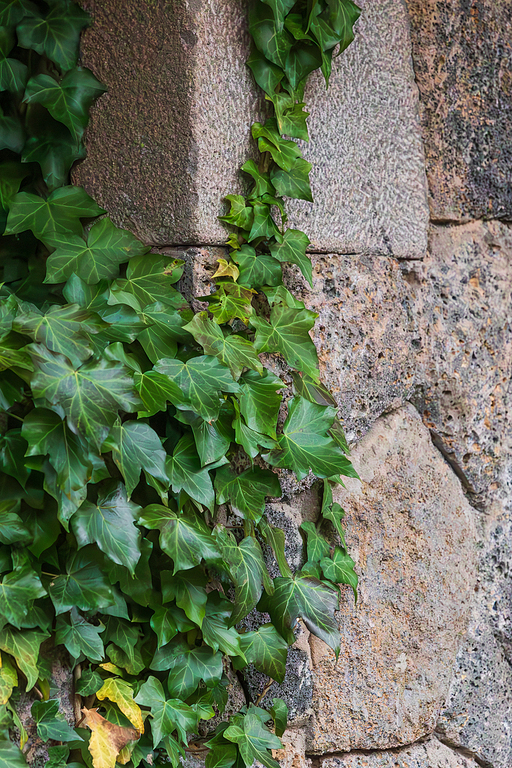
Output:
406 0 512 222
75 0 428 257
410 221 512 497
307 405 477 754
318 738 480 767
435 476 512 768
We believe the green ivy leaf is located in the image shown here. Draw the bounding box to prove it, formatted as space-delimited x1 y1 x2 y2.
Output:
46 547 114 615
0 626 48 690
0 0 38 27
201 284 255 326
106 537 154 608
137 301 192 363
259 518 292 578
259 573 340 654
225 710 282 768
215 528 274 625
184 312 263 379
135 676 198 748
0 502 31 545
284 42 322 90
271 91 309 141
109 253 186 311
45 745 70 768
252 119 301 172
215 466 281 523
291 372 337 407
103 420 168 498
238 624 288 683
249 3 293 69
140 505 221 574
5 186 105 247
0 430 30 487
0 37 28 93
55 608 105 662
251 304 319 380
270 158 313 201
192 406 234 466
150 605 193 649
270 698 288 738
248 201 280 241
241 160 275 199
154 356 239 422
265 396 357 481
134 368 184 418
13 302 103 366
300 521 330 563
232 245 282 290
261 0 296 32
23 68 106 141
166 434 215 511
0 654 17 704
246 46 283 97
71 482 142 574
219 194 254 230
31 699 81 742
237 369 283 438
17 2 90 71
161 568 208 627
165 642 223 699
0 557 46 629
0 162 29 219
201 598 245 659
325 0 360 48
29 344 140 450
320 479 347 547
232 400 278 459
45 217 150 284
320 546 358 599
0 740 28 767
21 127 86 192
270 228 312 286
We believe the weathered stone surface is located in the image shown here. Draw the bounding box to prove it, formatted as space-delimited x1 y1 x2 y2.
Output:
319 737 480 767
307 405 477 753
435 479 512 768
410 221 512 497
75 0 428 257
406 0 512 222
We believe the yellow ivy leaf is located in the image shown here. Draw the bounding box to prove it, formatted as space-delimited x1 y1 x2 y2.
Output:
99 662 124 676
82 707 139 768
117 743 135 765
212 258 239 281
0 654 18 705
95 678 144 733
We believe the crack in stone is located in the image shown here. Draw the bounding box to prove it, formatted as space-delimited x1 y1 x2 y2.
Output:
304 733 432 760
435 732 492 768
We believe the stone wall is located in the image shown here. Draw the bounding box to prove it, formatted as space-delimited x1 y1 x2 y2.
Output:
74 2 512 767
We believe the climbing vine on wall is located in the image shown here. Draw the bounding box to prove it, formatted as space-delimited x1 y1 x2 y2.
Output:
0 0 360 766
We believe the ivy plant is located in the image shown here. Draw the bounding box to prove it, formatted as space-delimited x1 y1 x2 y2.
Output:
0 0 361 767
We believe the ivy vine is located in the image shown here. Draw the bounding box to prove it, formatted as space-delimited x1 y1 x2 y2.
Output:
0 0 361 767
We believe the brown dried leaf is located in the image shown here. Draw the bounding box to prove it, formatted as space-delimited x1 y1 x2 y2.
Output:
81 707 140 768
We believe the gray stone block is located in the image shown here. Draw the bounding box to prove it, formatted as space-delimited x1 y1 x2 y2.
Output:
75 0 428 257
319 737 480 767
307 405 477 753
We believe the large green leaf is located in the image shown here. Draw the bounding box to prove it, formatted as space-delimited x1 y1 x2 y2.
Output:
109 253 186 311
320 546 358 599
0 557 46 629
215 528 273 625
251 304 319 380
135 676 198 748
241 159 276 198
55 608 105 662
192 407 233 466
154 356 239 422
45 217 150 284
46 548 114 615
4 186 105 246
218 194 254 230
164 642 223 699
0 740 27 767
103 420 168 498
17 2 90 71
259 573 340 654
0 502 31 546
140 505 220 573
246 47 283 97
23 68 106 141
214 466 281 523
270 229 312 286
237 369 283 438
32 699 81 742
201 598 245 659
232 245 282 290
0 430 29 487
137 301 192 363
0 41 27 93
300 521 331 564
325 0 360 47
0 0 38 27
150 605 194 648
283 42 322 91
249 3 293 69
0 626 48 690
71 482 142 574
29 344 139 450
184 312 263 380
201 283 255 326
13 302 103 366
266 396 357 481
261 0 296 31
238 624 288 683
134 368 184 418
270 157 313 201
166 434 215 511
225 711 282 768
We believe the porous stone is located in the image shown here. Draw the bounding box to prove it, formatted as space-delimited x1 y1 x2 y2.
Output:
75 0 428 257
406 0 512 222
435 475 512 768
318 737 480 768
410 221 512 497
307 405 477 754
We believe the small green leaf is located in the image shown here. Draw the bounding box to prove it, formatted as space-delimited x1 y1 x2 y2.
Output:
5 186 105 247
232 245 282 290
300 521 330 562
184 312 263 379
251 304 319 380
320 546 358 599
22 127 86 192
103 420 168 498
261 0 295 32
55 608 105 662
201 598 245 659
225 710 282 768
215 465 281 523
46 548 113 616
252 119 301 172
248 201 280 241
241 159 275 198
135 676 198 748
219 194 254 230
201 283 255 325
45 217 150 284
134 368 184 418
161 568 208 627
270 157 313 201
23 68 106 142
165 642 223 699
109 253 186 311
239 625 288 684
270 698 288 737
259 573 340 654
0 557 46 629
140 505 220 573
31 699 81 742
166 434 215 511
71 482 142 574
270 229 312 286
17 2 90 71
238 369 283 438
